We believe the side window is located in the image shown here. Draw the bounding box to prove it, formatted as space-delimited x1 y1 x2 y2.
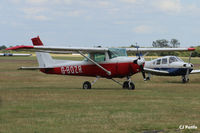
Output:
169 57 177 63
94 53 105 62
153 61 156 65
156 59 161 65
162 58 167 64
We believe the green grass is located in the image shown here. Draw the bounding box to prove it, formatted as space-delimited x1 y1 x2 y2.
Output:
0 56 200 133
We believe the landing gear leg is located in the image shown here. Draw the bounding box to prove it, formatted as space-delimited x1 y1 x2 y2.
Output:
123 76 135 90
145 73 151 81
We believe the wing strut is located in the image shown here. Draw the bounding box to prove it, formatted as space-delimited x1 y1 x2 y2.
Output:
78 51 111 75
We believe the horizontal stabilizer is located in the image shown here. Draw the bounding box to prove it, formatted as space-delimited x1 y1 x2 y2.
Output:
18 66 47 70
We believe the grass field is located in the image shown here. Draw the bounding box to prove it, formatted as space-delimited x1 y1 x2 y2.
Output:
0 56 200 133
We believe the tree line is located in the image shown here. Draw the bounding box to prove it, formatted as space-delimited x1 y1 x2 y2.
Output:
130 39 200 57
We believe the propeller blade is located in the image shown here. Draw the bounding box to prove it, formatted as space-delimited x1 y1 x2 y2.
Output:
140 65 146 80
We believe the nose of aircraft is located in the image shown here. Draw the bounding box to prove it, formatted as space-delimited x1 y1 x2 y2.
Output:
183 63 193 68
134 57 145 66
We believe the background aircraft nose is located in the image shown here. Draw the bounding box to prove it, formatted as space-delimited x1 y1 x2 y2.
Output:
183 63 193 68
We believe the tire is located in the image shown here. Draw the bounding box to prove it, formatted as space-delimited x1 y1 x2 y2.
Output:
123 81 129 89
123 81 135 90
182 77 186 83
83 81 91 89
128 82 135 90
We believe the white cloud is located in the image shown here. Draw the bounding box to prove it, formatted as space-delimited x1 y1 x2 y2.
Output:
97 1 111 7
22 7 50 21
120 0 144 4
10 0 21 4
25 0 48 5
153 0 182 14
67 10 84 17
63 0 73 5
133 25 152 34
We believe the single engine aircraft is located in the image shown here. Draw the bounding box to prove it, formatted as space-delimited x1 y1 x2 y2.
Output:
144 56 200 83
6 36 195 89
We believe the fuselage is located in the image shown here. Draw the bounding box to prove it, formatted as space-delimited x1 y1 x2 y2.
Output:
40 56 143 78
145 56 193 76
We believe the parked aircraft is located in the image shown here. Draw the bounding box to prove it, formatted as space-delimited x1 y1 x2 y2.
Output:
6 36 195 89
144 56 200 83
0 53 31 56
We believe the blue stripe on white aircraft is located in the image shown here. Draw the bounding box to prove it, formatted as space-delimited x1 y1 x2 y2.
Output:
144 56 200 83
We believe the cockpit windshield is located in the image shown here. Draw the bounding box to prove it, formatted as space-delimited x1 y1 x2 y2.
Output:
108 48 127 59
169 56 183 63
176 57 184 62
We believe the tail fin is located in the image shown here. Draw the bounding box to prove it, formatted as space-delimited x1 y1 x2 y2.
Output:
31 36 43 46
31 36 54 68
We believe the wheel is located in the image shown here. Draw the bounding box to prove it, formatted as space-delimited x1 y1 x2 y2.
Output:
123 81 129 89
182 78 186 83
146 77 150 80
83 81 91 89
123 81 135 90
128 82 135 90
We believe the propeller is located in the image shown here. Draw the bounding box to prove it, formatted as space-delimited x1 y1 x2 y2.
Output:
133 46 146 81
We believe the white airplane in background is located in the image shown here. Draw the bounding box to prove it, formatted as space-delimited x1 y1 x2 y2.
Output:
0 53 31 56
144 56 200 83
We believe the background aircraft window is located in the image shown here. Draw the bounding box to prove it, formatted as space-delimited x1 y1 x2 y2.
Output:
176 57 184 62
162 58 167 64
94 53 105 62
156 59 161 65
153 61 155 65
169 57 178 63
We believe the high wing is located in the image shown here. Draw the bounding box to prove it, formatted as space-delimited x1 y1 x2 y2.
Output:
144 68 169 76
126 47 195 53
18 66 52 70
6 45 195 53
190 69 200 74
6 45 108 53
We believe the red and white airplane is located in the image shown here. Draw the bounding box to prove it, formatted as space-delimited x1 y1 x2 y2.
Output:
6 36 195 90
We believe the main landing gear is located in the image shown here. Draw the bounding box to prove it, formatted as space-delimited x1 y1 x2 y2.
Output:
82 76 100 89
82 76 135 90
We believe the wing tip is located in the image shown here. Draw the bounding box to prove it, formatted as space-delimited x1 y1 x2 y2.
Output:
188 48 195 51
6 45 34 50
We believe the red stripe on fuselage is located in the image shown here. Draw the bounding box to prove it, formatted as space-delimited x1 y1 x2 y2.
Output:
40 62 142 78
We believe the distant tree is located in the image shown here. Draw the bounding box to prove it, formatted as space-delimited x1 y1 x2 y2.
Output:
0 45 7 50
130 44 138 48
170 39 180 48
152 39 170 48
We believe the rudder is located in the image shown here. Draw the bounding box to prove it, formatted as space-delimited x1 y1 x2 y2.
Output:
31 36 54 68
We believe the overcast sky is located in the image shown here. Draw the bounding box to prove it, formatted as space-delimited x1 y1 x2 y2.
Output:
1 0 200 47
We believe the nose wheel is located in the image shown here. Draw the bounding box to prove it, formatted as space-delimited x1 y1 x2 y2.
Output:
182 75 189 83
123 81 135 90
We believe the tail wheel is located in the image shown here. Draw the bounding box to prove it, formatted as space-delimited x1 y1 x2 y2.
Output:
83 81 91 89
